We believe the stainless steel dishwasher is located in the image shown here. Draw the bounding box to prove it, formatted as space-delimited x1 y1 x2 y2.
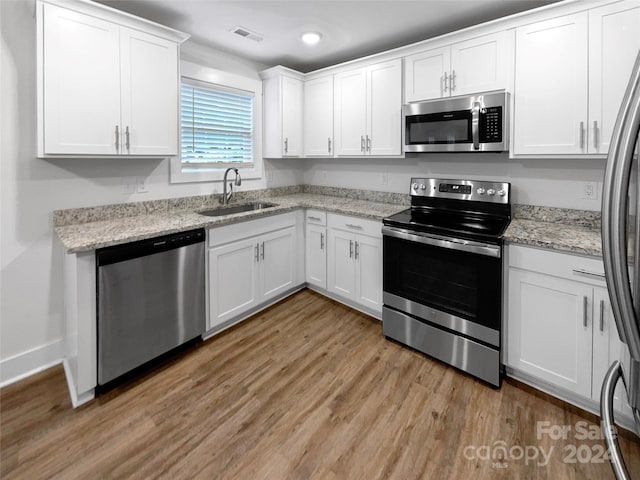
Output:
96 229 205 386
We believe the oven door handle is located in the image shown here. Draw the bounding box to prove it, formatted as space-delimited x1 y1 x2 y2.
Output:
382 226 501 258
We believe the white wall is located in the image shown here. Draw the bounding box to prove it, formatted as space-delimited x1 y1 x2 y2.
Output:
303 154 606 210
0 0 301 384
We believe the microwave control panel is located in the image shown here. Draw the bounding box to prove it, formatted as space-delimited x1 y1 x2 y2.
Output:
480 107 503 143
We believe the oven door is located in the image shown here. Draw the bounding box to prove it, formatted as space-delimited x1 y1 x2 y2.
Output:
382 226 502 347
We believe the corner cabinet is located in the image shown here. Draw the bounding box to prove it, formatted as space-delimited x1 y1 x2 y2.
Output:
404 31 510 102
513 1 640 156
37 0 188 157
260 67 304 158
326 213 382 313
334 59 402 156
506 245 634 423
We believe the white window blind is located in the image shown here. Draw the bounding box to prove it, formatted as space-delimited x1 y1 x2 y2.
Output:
181 79 254 167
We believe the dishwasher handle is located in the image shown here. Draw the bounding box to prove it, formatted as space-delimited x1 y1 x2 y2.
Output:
97 229 205 266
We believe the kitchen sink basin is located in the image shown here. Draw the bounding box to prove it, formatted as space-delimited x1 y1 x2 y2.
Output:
198 202 278 217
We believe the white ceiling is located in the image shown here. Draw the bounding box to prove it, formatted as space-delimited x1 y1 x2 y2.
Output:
98 0 560 72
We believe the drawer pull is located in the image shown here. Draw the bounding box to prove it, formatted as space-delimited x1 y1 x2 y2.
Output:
572 268 606 279
346 223 363 230
308 216 322 222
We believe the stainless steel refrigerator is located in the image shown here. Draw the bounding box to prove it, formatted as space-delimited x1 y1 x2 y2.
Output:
601 50 640 479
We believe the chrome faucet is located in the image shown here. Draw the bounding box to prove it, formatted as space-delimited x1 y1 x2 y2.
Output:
222 168 241 205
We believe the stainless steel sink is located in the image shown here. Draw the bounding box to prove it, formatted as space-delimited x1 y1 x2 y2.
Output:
198 202 278 217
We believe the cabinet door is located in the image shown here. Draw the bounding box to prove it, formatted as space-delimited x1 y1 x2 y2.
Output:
306 224 327 289
281 76 303 157
260 227 296 301
403 46 450 102
588 1 640 154
327 229 355 299
334 68 367 156
513 13 588 155
42 4 121 155
450 31 508 96
304 76 334 156
367 59 402 156
120 28 179 156
354 234 382 311
208 238 259 329
507 268 593 397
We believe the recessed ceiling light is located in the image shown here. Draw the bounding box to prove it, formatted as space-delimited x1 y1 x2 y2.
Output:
301 32 322 46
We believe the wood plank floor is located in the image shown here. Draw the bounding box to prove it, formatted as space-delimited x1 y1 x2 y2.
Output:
2 289 639 479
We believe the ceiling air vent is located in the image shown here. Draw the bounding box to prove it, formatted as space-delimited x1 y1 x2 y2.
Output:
230 25 264 42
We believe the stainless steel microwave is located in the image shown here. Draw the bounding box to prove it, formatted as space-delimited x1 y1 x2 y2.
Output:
403 90 510 153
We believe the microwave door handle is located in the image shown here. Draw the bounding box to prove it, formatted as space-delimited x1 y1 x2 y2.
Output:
472 101 480 150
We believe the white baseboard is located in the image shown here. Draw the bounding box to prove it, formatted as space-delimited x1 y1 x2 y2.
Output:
0 338 64 388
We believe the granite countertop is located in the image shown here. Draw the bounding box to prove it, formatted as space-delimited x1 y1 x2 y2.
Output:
55 191 407 253
503 205 602 257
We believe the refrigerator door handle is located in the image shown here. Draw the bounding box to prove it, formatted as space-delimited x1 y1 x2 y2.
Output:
602 51 640 361
600 361 631 480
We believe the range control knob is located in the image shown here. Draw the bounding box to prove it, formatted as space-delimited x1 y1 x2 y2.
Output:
420 184 426 190
487 188 496 196
476 188 486 195
498 189 506 197
412 183 419 190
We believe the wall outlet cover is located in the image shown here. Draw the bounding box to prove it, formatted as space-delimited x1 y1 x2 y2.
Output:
582 182 597 200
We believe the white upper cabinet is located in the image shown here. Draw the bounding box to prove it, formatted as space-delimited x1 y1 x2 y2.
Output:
260 67 304 158
513 13 589 155
588 0 640 155
334 59 402 156
304 75 334 156
404 31 509 102
119 28 179 156
513 1 640 156
38 0 186 157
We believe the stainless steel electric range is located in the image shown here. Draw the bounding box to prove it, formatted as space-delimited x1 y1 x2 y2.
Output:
382 178 511 387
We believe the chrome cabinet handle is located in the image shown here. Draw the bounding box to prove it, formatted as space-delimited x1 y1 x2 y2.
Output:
255 243 260 262
572 268 605 279
125 126 130 153
284 138 288 154
594 120 599 149
320 232 324 251
360 135 365 153
115 125 120 152
260 242 265 260
328 137 332 153
451 70 456 91
443 72 449 93
583 296 588 327
308 216 321 222
471 101 480 150
366 135 371 153
580 121 585 149
346 223 363 230
349 240 353 258
599 299 605 332
355 241 359 260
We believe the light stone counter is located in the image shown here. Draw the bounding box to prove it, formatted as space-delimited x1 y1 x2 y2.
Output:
503 205 602 257
55 190 407 253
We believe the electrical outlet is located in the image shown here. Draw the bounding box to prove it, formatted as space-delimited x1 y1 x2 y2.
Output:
136 177 149 194
380 173 388 185
123 177 136 195
582 182 597 200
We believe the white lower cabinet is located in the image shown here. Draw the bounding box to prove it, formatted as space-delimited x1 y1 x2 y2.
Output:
506 245 632 421
305 210 327 289
326 213 382 312
208 214 296 330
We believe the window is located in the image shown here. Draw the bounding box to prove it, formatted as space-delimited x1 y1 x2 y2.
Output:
170 61 262 184
180 79 254 167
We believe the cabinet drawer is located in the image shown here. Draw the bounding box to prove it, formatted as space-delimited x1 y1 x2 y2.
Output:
305 209 326 226
327 213 381 238
508 244 606 287
208 212 296 248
